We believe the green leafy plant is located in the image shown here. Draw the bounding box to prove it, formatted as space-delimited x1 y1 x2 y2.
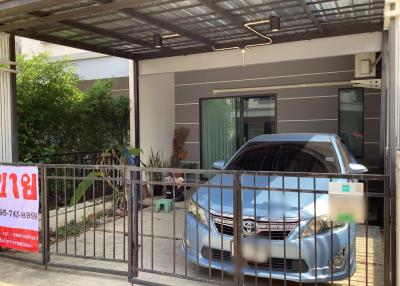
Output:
17 53 130 161
143 149 167 182
69 146 140 208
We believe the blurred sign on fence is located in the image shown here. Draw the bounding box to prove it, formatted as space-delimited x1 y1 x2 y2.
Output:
0 165 39 252
328 181 364 223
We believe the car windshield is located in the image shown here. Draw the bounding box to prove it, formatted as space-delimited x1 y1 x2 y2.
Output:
226 141 340 173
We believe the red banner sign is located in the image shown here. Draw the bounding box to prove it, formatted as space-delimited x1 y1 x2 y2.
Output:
0 166 39 252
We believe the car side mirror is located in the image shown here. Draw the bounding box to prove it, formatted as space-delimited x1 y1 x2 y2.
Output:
212 160 225 170
348 163 368 174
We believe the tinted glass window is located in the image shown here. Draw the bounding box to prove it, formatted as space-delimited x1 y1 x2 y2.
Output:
339 88 364 158
226 141 339 173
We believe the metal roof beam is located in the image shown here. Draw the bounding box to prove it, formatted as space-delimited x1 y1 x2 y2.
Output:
120 8 216 48
61 21 169 51
0 0 153 33
15 30 138 59
137 22 381 59
0 0 73 18
296 0 325 35
26 9 164 51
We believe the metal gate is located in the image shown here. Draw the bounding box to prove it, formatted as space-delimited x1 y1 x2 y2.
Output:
0 164 395 286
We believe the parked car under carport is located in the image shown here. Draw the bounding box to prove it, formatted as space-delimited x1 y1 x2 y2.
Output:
181 133 368 283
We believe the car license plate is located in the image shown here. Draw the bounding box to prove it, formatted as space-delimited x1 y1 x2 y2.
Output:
230 239 269 262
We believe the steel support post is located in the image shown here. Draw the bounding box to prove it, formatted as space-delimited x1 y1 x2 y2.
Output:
233 172 244 286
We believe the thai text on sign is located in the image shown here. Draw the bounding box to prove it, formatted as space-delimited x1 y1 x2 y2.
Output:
0 166 39 252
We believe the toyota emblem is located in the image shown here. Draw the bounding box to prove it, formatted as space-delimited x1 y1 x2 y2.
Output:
242 220 257 236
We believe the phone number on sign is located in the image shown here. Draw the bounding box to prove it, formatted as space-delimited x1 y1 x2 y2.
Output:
0 209 38 220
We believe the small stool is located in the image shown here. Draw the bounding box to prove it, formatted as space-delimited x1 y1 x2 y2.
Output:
155 198 173 213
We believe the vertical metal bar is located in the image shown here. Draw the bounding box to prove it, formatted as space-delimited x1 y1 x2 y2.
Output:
253 174 258 286
365 180 369 286
93 167 96 258
83 168 87 258
151 183 154 271
268 175 272 286
128 169 134 282
8 34 18 162
220 174 224 281
233 172 243 286
384 176 391 286
40 164 49 268
55 171 59 254
330 177 333 285
140 172 144 269
123 168 126 261
73 168 77 256
173 173 177 275
207 178 211 279
347 223 351 286
297 174 302 286
133 168 139 277
283 175 286 286
112 171 115 260
102 179 105 259
64 167 67 254
313 175 317 286
184 172 188 277
195 174 200 277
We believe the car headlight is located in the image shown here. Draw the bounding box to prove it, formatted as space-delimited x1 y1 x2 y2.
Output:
188 198 208 226
302 215 345 238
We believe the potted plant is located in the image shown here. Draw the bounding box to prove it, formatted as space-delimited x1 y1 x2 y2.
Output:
144 149 167 196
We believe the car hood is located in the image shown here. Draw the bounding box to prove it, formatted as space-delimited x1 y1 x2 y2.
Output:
193 174 347 221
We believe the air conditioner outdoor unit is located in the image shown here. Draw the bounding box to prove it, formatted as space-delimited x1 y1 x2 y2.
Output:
355 53 376 78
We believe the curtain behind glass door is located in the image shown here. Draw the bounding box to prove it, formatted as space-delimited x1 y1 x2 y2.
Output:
201 98 237 169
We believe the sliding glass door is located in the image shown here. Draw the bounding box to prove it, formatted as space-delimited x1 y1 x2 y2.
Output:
201 95 276 169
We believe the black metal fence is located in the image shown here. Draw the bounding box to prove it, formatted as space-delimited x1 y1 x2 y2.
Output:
0 164 394 286
23 151 103 165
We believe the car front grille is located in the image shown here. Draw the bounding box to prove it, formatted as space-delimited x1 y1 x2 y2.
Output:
212 215 298 240
201 247 308 273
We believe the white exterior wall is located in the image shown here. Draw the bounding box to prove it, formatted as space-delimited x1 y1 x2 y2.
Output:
140 32 382 75
0 33 13 162
19 37 129 80
138 73 175 163
20 37 85 57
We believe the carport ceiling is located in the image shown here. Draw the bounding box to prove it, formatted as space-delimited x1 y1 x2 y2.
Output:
0 0 384 60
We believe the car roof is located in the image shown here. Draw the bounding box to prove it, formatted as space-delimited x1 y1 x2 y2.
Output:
248 133 338 143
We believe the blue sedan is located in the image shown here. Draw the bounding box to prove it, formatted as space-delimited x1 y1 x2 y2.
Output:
181 133 367 282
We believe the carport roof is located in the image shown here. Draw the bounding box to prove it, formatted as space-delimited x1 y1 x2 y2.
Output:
0 0 384 60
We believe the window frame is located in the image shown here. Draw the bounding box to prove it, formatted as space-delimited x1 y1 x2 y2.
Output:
199 94 277 169
338 87 365 159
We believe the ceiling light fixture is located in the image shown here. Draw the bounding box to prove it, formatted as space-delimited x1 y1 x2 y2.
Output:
269 16 280 32
153 34 163 48
244 15 280 41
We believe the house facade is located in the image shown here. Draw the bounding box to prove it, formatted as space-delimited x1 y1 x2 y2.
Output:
20 32 383 173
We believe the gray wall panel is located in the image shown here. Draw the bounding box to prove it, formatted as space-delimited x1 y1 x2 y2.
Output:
175 55 354 85
364 92 381 118
277 96 338 121
174 55 382 170
184 143 200 162
175 104 199 124
278 120 338 134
